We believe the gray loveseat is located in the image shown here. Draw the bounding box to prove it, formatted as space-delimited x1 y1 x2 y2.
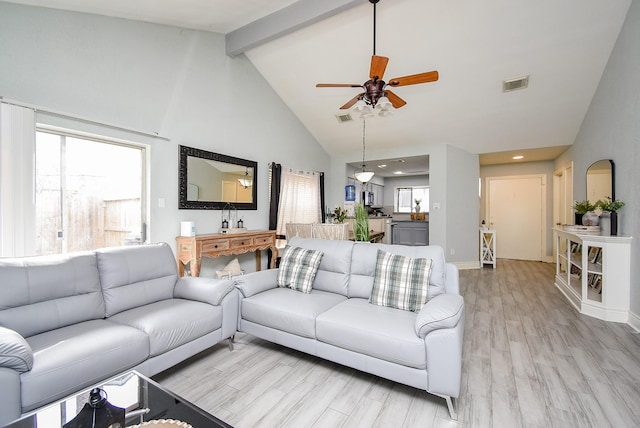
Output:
235 237 465 419
0 243 238 426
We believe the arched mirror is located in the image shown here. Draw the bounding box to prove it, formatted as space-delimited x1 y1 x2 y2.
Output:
586 159 614 203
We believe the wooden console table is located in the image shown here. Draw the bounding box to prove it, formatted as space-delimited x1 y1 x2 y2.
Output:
175 230 278 277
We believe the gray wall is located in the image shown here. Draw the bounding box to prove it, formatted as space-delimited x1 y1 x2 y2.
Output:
331 143 479 265
556 0 640 322
0 2 330 273
480 161 556 259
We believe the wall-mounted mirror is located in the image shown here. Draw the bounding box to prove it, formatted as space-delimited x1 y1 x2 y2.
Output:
179 145 257 210
586 159 614 203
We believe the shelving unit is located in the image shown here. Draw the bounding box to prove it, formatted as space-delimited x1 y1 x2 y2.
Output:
554 228 632 322
480 229 496 268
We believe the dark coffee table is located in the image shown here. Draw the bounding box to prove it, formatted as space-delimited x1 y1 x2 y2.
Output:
4 371 231 428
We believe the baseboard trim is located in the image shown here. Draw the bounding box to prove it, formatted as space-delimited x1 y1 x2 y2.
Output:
454 261 481 270
628 311 640 333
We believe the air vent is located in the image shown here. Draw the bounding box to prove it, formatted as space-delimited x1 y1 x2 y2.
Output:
335 113 353 123
503 75 529 92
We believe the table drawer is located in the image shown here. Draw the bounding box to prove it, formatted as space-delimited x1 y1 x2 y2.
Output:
254 234 275 245
230 237 253 248
202 240 230 252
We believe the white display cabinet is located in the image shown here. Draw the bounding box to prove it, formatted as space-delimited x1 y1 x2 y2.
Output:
554 228 632 322
480 229 496 268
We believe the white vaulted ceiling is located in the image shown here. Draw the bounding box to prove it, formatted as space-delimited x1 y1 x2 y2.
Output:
3 0 632 162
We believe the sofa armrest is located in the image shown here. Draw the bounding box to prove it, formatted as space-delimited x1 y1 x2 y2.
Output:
234 269 278 298
174 277 235 306
415 294 464 338
0 326 33 372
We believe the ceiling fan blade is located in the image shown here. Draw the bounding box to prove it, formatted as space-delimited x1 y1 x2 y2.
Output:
385 90 407 108
388 70 439 87
340 93 365 109
369 55 389 79
316 83 363 88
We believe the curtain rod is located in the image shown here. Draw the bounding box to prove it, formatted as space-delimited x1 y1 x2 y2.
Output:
0 96 170 141
269 162 323 175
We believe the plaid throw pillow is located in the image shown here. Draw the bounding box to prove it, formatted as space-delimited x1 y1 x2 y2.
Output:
277 246 324 293
369 249 433 312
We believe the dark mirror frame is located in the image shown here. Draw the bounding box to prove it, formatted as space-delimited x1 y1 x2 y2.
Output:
586 159 615 202
178 145 258 210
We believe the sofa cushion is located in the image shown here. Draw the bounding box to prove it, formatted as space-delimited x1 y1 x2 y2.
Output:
369 249 433 312
316 298 426 369
0 252 105 338
241 288 346 338
21 319 149 412
0 326 33 372
96 243 178 317
108 299 222 357
277 245 324 293
349 243 447 301
288 237 354 296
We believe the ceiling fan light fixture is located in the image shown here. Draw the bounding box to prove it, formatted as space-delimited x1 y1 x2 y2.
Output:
377 96 391 109
353 99 367 111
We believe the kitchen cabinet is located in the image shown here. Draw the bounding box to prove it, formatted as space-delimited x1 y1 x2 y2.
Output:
393 221 428 246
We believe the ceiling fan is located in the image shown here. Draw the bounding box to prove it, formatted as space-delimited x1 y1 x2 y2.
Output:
316 0 439 110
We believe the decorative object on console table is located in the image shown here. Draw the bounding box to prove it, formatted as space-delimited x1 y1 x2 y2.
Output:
414 198 421 213
176 230 278 277
596 196 624 236
581 210 600 226
572 200 595 226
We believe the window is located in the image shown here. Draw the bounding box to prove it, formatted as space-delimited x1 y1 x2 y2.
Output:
275 168 322 237
395 186 429 213
35 130 146 255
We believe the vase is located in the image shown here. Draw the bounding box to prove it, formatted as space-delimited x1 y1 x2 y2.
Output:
581 211 599 226
611 211 618 235
415 204 421 213
599 212 610 235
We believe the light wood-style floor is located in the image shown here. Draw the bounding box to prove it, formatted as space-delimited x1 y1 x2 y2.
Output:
154 260 640 427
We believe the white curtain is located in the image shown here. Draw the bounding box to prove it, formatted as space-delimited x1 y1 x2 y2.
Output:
0 102 36 257
276 168 321 237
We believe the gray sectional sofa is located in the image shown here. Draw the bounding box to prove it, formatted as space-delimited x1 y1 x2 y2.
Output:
235 237 465 419
0 243 238 426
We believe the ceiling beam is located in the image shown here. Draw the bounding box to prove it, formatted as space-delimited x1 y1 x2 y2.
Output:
225 0 362 57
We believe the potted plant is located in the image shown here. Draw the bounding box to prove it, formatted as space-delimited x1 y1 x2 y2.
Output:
572 200 596 226
332 206 348 224
414 198 422 213
354 203 370 242
596 197 624 235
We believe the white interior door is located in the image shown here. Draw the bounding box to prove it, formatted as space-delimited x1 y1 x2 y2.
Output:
487 175 545 261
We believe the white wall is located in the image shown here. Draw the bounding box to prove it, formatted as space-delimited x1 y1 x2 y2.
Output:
0 2 330 273
555 0 640 325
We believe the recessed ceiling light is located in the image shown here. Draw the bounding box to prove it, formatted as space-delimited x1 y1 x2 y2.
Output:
378 164 387 168
513 155 524 160
393 171 404 175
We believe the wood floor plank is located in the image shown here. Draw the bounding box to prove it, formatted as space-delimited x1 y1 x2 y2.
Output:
152 259 640 427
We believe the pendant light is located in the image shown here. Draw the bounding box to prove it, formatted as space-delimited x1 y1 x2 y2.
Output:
238 167 252 188
354 119 374 183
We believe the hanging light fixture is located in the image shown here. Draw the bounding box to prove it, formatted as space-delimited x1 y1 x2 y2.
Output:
354 119 374 183
238 167 252 188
